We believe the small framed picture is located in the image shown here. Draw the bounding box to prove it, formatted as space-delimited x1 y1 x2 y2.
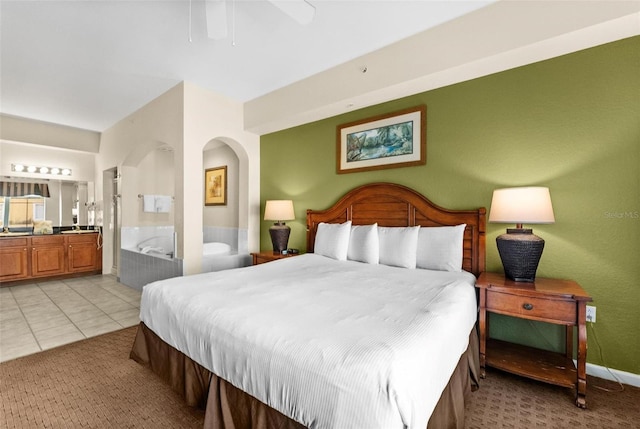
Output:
337 105 426 174
204 166 227 206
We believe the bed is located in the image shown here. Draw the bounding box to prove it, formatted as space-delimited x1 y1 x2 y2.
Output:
130 182 486 429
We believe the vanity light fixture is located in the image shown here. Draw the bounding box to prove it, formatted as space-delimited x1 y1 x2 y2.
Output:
12 164 72 176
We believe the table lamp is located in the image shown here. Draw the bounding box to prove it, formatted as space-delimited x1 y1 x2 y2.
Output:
264 200 295 253
489 187 555 282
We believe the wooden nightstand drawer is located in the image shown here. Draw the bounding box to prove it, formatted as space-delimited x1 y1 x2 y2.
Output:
487 291 576 324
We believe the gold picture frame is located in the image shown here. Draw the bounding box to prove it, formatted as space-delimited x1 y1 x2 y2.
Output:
337 105 426 174
204 166 227 206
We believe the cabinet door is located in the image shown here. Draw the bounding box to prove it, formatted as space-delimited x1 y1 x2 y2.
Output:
0 246 29 281
31 245 66 277
68 241 97 273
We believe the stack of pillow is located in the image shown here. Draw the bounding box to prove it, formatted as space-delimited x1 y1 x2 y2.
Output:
314 221 466 272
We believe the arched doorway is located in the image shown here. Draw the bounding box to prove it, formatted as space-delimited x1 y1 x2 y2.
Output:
116 141 180 289
202 138 251 271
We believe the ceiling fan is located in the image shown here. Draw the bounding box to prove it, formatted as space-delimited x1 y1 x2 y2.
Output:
203 0 316 40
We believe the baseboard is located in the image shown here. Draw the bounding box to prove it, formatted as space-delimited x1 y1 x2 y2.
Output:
585 362 640 388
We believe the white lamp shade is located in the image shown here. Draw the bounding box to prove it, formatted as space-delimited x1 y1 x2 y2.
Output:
264 200 295 221
489 187 555 224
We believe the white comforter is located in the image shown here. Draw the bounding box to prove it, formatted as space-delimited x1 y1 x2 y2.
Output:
140 253 477 429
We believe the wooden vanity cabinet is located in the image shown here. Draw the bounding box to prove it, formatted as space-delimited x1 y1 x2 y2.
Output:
31 235 66 278
67 234 102 273
0 238 29 282
0 233 102 284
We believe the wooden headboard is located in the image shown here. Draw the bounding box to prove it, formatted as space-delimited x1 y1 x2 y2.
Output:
306 183 486 276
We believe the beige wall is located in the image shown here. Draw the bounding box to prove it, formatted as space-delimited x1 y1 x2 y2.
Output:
97 83 184 274
180 81 260 275
132 148 175 227
96 81 260 276
0 141 95 183
0 114 100 152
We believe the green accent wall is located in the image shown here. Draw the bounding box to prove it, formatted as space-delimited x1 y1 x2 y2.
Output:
261 36 640 375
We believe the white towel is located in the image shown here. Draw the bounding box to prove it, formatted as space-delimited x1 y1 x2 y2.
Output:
155 195 172 213
143 195 156 213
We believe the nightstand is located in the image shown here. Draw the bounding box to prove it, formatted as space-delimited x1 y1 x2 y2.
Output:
475 272 592 408
250 251 299 265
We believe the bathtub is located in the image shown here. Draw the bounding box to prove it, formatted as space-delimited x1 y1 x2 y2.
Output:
121 236 250 289
202 242 252 272
129 238 250 270
136 236 174 259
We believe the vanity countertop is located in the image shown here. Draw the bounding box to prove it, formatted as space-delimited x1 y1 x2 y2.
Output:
0 229 99 238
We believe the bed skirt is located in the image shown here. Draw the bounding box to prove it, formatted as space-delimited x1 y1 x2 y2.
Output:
130 322 480 429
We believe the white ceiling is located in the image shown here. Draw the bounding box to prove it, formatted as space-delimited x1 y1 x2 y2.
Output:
1 1 639 136
0 0 495 132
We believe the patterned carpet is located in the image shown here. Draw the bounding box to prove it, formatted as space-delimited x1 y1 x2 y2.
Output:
1 326 638 428
465 367 639 428
0 327 204 428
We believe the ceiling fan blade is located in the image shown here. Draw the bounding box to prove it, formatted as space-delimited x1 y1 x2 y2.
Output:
205 0 228 40
268 0 316 26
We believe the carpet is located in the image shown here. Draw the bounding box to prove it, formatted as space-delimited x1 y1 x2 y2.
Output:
0 327 204 428
1 326 638 428
465 368 640 428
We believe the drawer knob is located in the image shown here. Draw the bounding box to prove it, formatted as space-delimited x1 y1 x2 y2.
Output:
523 303 534 311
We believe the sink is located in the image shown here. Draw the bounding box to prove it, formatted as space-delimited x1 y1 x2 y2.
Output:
0 232 31 237
61 230 98 234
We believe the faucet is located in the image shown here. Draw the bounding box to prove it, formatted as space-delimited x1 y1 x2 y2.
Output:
74 224 81 231
2 227 8 233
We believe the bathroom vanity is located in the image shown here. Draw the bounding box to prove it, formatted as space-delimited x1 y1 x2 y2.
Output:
0 231 102 284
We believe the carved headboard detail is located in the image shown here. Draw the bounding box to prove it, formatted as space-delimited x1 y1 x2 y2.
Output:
306 182 486 276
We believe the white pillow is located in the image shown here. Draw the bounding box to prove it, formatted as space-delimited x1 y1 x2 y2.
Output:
314 221 352 260
416 224 466 272
347 224 379 264
378 226 420 269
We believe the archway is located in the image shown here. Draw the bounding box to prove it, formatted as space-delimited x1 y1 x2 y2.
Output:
201 137 251 271
116 141 179 288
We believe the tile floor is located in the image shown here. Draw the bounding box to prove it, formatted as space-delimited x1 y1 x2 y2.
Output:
0 274 141 363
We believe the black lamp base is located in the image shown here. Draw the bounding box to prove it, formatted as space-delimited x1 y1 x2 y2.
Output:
269 222 291 253
496 228 545 282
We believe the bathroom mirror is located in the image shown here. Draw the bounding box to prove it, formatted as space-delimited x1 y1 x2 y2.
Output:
0 178 94 229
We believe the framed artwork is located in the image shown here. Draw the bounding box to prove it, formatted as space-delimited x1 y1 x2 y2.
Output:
204 166 227 206
337 105 426 174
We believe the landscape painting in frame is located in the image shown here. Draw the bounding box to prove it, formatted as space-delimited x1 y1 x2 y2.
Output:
204 166 227 206
337 105 426 174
